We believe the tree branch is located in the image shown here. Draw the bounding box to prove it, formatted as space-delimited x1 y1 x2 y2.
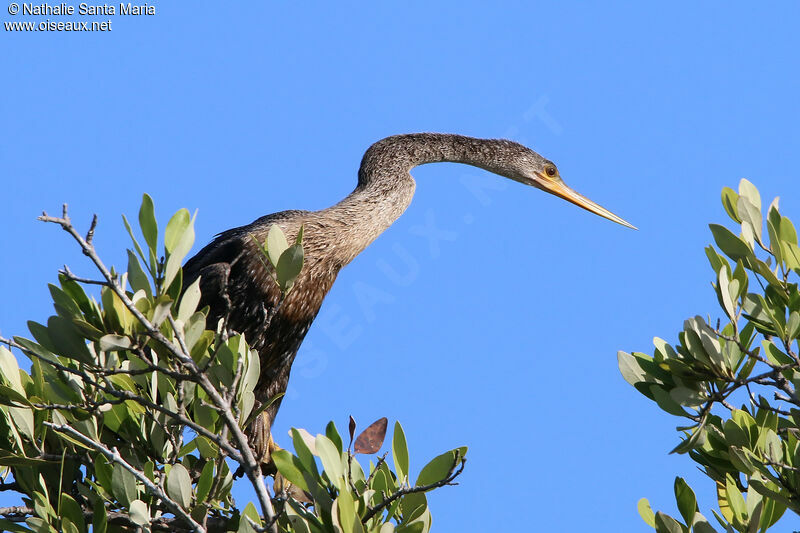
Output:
38 206 278 531
43 421 206 532
362 456 466 523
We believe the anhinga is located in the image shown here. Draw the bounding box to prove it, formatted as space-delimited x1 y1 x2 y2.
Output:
183 133 635 460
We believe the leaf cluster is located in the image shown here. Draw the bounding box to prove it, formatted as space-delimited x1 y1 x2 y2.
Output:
270 418 466 533
0 195 466 533
619 180 800 532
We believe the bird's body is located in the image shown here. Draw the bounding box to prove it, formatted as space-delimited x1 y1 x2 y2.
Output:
183 133 633 459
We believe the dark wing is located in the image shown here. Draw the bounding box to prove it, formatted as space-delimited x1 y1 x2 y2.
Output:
183 232 242 329
182 210 309 343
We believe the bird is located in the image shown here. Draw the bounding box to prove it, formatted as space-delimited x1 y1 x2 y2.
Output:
182 133 635 462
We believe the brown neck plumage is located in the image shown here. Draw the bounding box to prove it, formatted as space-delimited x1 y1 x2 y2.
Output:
319 133 519 266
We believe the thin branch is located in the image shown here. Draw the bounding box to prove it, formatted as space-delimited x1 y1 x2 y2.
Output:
0 505 33 518
4 335 245 463
364 452 389 487
43 421 205 532
38 207 278 531
60 265 110 286
362 456 466 523
85 214 98 245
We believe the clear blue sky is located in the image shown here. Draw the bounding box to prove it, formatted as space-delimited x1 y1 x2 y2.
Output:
3 2 800 531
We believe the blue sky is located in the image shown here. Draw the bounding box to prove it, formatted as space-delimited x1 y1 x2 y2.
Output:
3 2 800 531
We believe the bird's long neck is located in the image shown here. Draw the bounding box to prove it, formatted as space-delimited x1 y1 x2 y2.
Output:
320 133 504 266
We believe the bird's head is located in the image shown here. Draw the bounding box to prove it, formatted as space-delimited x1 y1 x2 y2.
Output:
487 140 636 229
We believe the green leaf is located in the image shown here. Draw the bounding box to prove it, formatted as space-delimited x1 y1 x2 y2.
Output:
0 345 24 393
9 406 35 441
126 250 152 299
0 385 32 407
617 350 647 386
637 498 656 527
242 392 283 429
705 245 729 275
276 244 304 292
184 312 207 353
725 474 746 525
272 449 310 492
267 225 289 268
149 295 173 328
717 265 735 319
178 276 202 322
166 463 192 509
99 334 131 352
49 283 82 318
238 502 262 533
0 518 35 532
324 421 344 455
335 489 356 533
416 449 460 487
59 493 85 533
674 477 697 525
92 504 107 533
163 209 196 290
721 187 741 223
651 385 690 418
399 491 428 523
738 179 761 211
241 348 260 395
129 499 149 527
291 428 319 477
122 214 150 275
111 463 137 507
138 193 158 261
790 311 800 340
195 461 215 503
738 195 762 245
692 519 717 533
393 421 409 483
316 434 345 488
47 316 94 364
165 209 190 254
784 241 800 270
709 224 753 261
654 512 684 533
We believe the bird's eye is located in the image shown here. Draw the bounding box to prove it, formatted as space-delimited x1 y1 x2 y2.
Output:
545 165 557 177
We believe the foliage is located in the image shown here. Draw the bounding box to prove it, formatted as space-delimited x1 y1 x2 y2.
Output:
620 180 800 532
0 196 466 532
270 418 465 533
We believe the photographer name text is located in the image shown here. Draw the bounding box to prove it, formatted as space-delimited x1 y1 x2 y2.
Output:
20 2 154 15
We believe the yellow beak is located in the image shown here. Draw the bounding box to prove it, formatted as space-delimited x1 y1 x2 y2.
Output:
535 173 637 230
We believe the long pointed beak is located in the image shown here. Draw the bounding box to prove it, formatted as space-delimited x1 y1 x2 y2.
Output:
535 174 637 229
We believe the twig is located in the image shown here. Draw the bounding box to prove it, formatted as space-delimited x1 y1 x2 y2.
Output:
60 265 110 286
38 208 279 531
362 456 466 523
43 421 206 532
364 452 389 486
85 214 98 245
0 505 33 518
5 335 244 463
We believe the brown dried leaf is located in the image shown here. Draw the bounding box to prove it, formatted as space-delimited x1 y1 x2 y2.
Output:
354 417 388 454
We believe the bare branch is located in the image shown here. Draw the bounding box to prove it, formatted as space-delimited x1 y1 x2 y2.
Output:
0 505 33 519
85 214 98 245
60 265 111 286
